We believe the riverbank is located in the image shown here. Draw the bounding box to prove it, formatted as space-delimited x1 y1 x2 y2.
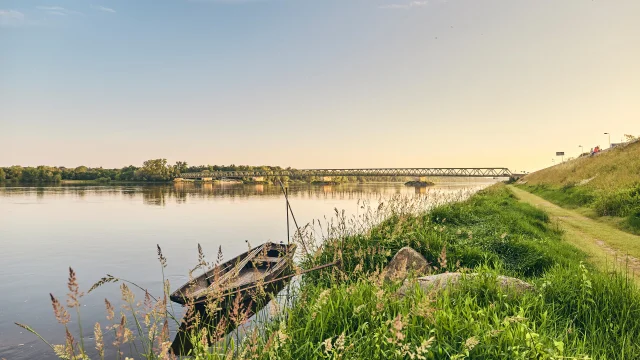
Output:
18 184 640 359
224 184 638 359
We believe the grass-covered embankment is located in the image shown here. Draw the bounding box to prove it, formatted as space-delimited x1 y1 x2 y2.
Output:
237 184 640 359
517 140 640 234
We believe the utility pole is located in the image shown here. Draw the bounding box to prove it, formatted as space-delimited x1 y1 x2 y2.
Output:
604 132 611 148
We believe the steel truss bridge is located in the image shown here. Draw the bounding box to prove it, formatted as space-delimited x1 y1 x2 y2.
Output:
180 168 514 179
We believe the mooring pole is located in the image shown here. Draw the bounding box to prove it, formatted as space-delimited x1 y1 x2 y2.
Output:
286 187 290 245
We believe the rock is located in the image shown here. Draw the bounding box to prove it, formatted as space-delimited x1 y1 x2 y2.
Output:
383 247 430 281
397 272 534 296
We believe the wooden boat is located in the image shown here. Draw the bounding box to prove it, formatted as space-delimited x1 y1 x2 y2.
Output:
170 242 296 355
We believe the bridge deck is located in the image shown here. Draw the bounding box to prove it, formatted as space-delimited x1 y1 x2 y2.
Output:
180 168 513 179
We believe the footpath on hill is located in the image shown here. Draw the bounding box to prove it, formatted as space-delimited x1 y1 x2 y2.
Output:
509 186 640 280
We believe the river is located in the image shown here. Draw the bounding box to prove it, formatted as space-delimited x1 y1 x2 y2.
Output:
0 181 495 359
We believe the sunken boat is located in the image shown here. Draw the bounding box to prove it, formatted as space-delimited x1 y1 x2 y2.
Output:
170 242 296 355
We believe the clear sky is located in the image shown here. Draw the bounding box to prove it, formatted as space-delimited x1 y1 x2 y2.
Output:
1 0 639 172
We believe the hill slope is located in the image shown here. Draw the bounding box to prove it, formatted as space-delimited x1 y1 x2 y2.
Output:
518 140 640 234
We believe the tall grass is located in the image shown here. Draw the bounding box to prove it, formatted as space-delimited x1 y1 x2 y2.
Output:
17 184 640 359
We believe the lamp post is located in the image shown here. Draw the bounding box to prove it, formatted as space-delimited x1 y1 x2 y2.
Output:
604 132 611 148
579 145 583 156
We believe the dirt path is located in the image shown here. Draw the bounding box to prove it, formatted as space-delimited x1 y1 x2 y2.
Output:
508 186 640 279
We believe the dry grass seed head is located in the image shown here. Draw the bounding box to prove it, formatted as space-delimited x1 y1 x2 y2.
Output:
64 327 76 357
50 293 71 325
66 267 83 308
464 336 479 351
157 245 167 268
120 283 134 304
104 298 115 321
94 322 104 358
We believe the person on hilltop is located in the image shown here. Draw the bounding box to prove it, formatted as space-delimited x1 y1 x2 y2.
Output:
590 147 595 156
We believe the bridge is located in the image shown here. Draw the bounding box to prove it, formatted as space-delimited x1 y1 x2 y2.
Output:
179 168 516 181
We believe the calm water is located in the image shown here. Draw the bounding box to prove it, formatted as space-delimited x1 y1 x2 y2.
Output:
0 181 494 359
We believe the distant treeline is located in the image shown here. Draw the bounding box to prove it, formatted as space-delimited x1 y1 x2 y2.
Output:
0 159 408 184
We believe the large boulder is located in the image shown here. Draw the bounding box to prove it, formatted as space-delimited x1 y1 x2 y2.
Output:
398 272 534 296
383 247 430 281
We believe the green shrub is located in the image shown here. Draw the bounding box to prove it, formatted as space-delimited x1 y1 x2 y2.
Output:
593 184 640 217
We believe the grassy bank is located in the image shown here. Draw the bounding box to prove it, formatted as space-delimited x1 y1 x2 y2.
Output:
517 140 640 234
20 185 640 359
258 184 640 359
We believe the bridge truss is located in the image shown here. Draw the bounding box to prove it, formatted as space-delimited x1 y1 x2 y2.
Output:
180 168 513 179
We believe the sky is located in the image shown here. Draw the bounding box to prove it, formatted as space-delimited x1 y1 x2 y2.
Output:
1 0 639 173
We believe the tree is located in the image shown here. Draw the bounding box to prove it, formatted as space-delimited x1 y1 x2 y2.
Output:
6 166 23 181
136 159 172 181
174 161 188 175
0 168 5 183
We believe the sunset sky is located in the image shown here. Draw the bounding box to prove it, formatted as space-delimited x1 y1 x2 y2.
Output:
1 0 639 173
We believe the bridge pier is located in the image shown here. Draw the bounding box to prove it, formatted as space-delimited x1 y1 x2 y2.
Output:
200 177 213 182
323 176 332 182
252 176 265 182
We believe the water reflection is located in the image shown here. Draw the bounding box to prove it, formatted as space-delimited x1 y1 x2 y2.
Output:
0 181 494 207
